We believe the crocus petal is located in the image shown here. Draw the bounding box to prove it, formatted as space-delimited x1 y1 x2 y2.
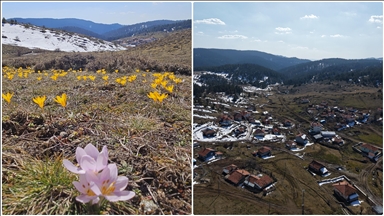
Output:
76 147 86 164
101 145 109 162
107 164 118 182
76 194 98 204
105 191 135 202
63 159 85 174
91 197 100 205
84 143 99 160
80 155 97 172
90 182 102 196
73 181 87 194
114 176 128 192
96 153 108 172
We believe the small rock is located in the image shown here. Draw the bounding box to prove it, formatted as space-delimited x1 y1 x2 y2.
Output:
60 131 68 137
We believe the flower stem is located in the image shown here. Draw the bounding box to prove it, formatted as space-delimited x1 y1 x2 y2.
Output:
86 202 100 215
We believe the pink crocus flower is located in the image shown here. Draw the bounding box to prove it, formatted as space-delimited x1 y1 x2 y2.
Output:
87 164 135 202
63 143 108 174
72 174 100 204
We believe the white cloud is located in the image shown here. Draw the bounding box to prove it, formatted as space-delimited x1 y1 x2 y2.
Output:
368 15 383 24
300 14 319 20
292 46 309 50
342 11 357 17
254 39 262 42
275 27 292 34
218 30 238 34
218 34 248 39
330 34 344 38
278 40 284 43
377 26 382 29
321 35 326 38
195 31 204 36
194 18 225 25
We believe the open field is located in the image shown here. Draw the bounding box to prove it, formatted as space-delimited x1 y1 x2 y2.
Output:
193 82 383 215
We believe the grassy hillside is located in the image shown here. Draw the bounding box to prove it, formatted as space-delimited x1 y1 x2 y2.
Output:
2 29 192 214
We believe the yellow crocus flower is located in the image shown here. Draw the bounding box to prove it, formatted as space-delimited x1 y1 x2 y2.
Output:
54 93 67 108
165 85 174 93
151 83 157 89
2 92 13 104
33 96 46 109
88 75 96 81
37 77 42 81
115 69 119 73
102 75 109 81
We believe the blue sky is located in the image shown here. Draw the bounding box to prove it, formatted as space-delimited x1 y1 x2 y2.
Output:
1 2 191 25
193 2 383 60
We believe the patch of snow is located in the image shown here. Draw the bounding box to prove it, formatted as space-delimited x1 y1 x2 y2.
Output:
2 23 126 52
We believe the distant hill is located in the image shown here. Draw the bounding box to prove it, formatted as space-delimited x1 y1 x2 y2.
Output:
195 63 284 89
11 18 123 35
102 19 191 41
279 58 382 78
9 18 191 41
279 58 383 86
194 48 311 71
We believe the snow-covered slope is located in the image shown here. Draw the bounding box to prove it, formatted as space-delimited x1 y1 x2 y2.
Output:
1 23 126 52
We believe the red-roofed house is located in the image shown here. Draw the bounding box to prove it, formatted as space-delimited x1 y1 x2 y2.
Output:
359 143 382 161
257 146 272 158
223 164 238 175
226 169 250 186
198 148 215 161
285 140 297 150
308 160 329 176
244 174 274 191
333 181 359 203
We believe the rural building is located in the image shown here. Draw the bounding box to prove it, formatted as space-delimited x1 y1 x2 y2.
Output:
310 122 323 134
223 164 238 175
219 114 232 127
254 129 265 137
320 131 336 138
202 128 216 138
295 133 309 145
359 143 382 161
226 169 250 186
333 181 359 203
285 140 297 150
197 148 215 161
256 146 272 158
308 160 329 176
244 174 274 191
284 120 293 127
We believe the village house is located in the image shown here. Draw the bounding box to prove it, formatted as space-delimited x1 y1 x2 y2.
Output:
334 123 347 131
284 120 293 127
301 98 310 104
332 137 345 145
244 174 274 191
223 164 238 175
308 160 329 176
219 114 232 127
295 133 309 146
226 169 250 186
272 127 281 135
310 122 323 134
234 126 247 137
285 140 298 150
197 148 215 161
254 128 266 138
202 128 216 138
333 181 359 203
359 143 382 161
255 146 272 158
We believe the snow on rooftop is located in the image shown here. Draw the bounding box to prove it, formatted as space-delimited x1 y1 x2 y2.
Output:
2 23 126 52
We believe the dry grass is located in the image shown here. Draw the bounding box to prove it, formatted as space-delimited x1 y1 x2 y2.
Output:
2 38 192 215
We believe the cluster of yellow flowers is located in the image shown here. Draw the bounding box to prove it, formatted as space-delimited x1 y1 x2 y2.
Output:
2 66 184 108
2 92 67 109
148 72 183 103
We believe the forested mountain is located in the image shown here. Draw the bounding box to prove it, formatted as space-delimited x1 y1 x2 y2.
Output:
278 58 382 78
194 48 311 70
11 18 123 35
103 19 191 41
